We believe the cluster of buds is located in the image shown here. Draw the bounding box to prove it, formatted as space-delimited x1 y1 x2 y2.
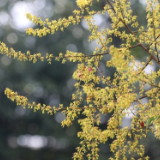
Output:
78 66 93 78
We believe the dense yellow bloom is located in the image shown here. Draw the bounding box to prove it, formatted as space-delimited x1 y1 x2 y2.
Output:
2 0 160 159
76 0 92 8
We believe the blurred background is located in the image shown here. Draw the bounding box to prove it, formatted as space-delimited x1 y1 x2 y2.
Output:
0 0 160 159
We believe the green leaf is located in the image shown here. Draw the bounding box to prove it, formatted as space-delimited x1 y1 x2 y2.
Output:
155 116 160 121
146 116 160 128
146 117 156 128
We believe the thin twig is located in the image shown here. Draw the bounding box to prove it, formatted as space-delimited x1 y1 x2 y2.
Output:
137 56 152 75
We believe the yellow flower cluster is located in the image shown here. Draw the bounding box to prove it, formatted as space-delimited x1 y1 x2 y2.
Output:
2 0 160 159
4 88 61 114
26 13 82 37
76 0 92 8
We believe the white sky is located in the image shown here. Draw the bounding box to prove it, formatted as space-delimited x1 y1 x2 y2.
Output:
7 134 69 150
139 0 147 5
10 1 37 31
0 0 50 31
